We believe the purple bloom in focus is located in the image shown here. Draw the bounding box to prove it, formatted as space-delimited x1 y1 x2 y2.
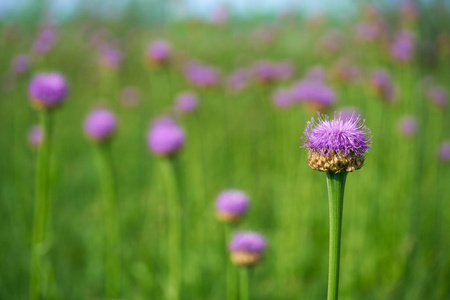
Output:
427 86 447 107
293 79 336 111
227 68 252 92
28 73 68 109
273 88 295 109
98 44 122 70
398 116 418 136
28 125 43 148
84 109 117 141
439 142 450 162
370 70 395 102
184 62 220 88
302 112 372 172
215 190 249 222
12 55 30 74
147 40 171 65
148 117 185 156
175 92 198 113
390 31 415 62
229 231 266 266
120 86 141 107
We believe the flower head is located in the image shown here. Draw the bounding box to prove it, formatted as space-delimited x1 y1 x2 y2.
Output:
215 190 249 223
147 117 185 156
302 112 372 173
28 73 68 110
147 40 171 65
293 79 336 112
84 109 117 141
12 54 30 75
229 232 266 266
439 142 450 162
370 70 395 102
398 115 418 137
120 86 141 107
427 86 447 107
175 92 198 113
28 125 43 148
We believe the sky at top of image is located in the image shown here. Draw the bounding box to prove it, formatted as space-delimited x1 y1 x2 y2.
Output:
0 0 360 21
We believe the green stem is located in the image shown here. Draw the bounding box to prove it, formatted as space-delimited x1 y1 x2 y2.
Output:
94 142 121 299
326 171 348 300
239 267 249 300
30 110 53 300
225 224 237 300
160 157 182 300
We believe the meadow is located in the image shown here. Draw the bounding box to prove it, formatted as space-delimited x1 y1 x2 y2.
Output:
1 4 450 300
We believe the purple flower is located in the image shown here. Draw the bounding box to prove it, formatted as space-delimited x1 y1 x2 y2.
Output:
120 86 141 107
273 88 295 109
84 109 117 141
226 68 251 92
398 116 418 136
229 231 266 266
147 117 185 156
253 60 276 84
28 125 43 148
332 59 360 83
147 40 171 64
438 142 450 162
390 31 415 62
305 66 326 82
28 73 68 109
338 107 360 121
292 79 336 111
215 190 249 222
32 26 57 54
370 70 395 102
175 92 198 113
302 112 372 173
184 62 220 88
273 61 294 80
98 44 122 70
12 55 30 74
427 86 447 107
355 22 382 42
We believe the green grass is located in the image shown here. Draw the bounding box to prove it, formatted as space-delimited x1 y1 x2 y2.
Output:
0 17 449 299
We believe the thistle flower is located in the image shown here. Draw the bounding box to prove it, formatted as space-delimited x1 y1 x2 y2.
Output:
147 117 184 156
98 44 123 70
301 113 372 173
184 61 220 88
32 26 57 54
28 125 43 148
427 86 447 107
175 92 198 113
84 109 117 141
390 31 415 62
12 54 30 75
215 190 249 223
229 232 266 266
398 115 418 137
370 70 395 102
253 60 277 84
273 88 295 109
147 40 171 65
28 73 68 110
439 142 450 162
120 86 141 107
293 79 336 112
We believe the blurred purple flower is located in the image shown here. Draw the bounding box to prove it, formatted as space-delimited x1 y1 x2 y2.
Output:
305 66 326 82
226 68 252 92
175 92 198 113
12 54 30 75
120 86 141 107
355 22 382 42
273 88 295 109
184 62 220 88
84 109 117 141
273 61 294 80
147 40 171 65
253 60 277 84
398 115 418 136
229 231 266 266
370 70 395 102
390 31 415 62
215 190 249 222
427 86 447 107
211 6 229 25
32 26 57 54
98 44 122 70
147 116 185 156
28 125 43 148
439 142 450 162
292 79 336 111
28 72 68 109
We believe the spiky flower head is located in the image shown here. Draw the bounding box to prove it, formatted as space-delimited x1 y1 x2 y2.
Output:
302 112 372 173
84 109 117 142
215 190 249 223
229 232 266 266
28 72 68 110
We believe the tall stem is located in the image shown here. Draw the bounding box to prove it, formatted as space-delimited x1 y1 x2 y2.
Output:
326 171 347 300
94 142 121 299
30 110 53 300
225 224 237 300
160 157 182 300
239 267 249 300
